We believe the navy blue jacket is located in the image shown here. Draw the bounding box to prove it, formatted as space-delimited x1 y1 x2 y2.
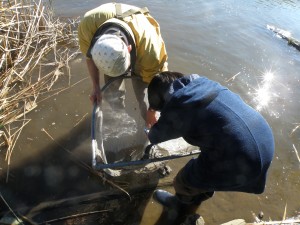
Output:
148 74 274 194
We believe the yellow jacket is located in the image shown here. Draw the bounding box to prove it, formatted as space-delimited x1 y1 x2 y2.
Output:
78 3 168 83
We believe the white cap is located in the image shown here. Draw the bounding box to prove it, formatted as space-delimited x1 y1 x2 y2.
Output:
91 34 130 77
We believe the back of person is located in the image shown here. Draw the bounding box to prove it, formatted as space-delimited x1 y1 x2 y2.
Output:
183 76 273 192
150 74 275 193
77 3 169 127
77 2 168 83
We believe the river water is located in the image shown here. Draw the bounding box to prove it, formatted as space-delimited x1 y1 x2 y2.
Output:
1 0 300 224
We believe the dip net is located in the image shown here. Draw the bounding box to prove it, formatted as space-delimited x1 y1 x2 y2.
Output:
91 104 198 177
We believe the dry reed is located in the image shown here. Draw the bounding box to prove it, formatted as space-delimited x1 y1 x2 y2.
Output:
0 0 80 175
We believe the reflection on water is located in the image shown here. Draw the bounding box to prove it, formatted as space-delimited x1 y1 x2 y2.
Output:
256 0 300 9
254 71 274 111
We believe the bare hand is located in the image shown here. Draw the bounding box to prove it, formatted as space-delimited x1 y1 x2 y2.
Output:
146 109 157 128
90 87 102 105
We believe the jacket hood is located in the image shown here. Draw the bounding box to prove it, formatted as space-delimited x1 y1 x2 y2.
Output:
166 74 227 108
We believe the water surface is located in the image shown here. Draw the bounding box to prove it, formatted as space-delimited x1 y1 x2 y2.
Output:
2 0 300 224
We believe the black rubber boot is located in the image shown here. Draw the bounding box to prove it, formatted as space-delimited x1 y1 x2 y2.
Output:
153 190 200 225
153 189 180 224
153 189 182 208
153 189 214 225
153 189 214 207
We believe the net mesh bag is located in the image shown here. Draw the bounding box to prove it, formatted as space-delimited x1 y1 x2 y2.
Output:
92 105 199 177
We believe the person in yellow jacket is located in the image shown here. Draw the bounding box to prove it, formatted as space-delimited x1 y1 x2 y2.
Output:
78 3 168 128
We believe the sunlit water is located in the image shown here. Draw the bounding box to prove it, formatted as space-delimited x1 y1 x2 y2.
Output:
2 0 300 224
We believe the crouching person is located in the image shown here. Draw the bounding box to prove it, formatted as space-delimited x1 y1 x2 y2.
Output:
146 71 275 224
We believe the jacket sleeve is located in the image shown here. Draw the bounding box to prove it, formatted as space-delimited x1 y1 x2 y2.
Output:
148 110 183 144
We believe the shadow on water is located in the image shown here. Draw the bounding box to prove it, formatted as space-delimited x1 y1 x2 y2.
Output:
0 112 165 224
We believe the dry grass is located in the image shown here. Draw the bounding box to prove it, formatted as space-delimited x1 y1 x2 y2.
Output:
0 0 80 177
0 0 130 198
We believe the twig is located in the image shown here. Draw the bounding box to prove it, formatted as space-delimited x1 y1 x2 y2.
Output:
290 124 300 137
226 72 241 83
74 113 88 127
38 210 111 224
36 77 88 104
0 192 23 223
5 119 31 182
292 144 300 163
282 203 287 221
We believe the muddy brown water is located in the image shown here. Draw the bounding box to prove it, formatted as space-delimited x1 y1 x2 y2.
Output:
1 0 300 224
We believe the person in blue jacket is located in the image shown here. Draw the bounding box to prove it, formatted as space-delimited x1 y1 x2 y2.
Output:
147 71 275 224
